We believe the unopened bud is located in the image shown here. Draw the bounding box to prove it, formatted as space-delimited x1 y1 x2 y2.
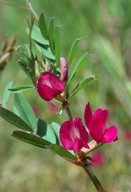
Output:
60 57 68 82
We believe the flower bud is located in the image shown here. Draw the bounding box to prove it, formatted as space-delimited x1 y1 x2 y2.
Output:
60 57 68 82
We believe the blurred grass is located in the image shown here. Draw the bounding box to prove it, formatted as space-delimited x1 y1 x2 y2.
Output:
0 0 131 191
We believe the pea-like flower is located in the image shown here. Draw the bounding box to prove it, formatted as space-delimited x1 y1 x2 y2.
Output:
60 117 89 153
84 102 118 143
60 102 118 154
36 72 64 101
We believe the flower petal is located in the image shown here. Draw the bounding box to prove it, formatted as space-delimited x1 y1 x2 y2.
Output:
59 120 73 150
51 74 64 93
93 109 108 129
89 109 108 143
73 138 89 153
37 84 57 101
73 138 80 153
84 102 93 128
71 117 89 143
103 125 118 143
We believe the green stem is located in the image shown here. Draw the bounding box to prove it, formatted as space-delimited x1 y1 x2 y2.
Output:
83 160 105 192
64 104 73 120
26 0 39 20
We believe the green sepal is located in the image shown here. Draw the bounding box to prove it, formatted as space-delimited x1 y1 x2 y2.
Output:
69 74 96 100
14 93 37 131
0 106 33 132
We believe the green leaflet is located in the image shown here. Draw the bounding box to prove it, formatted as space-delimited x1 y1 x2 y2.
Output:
12 130 77 161
34 41 55 60
14 93 37 131
69 74 96 100
48 17 55 55
68 38 81 67
67 52 89 90
37 119 56 144
0 107 33 132
54 26 60 66
49 122 60 144
9 85 35 92
12 130 51 148
39 13 48 40
2 80 13 105
30 25 49 45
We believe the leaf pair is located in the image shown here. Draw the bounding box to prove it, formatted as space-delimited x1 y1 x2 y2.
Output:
0 106 77 163
0 92 77 163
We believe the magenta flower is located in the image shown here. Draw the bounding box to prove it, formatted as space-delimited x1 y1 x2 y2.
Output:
84 103 118 144
36 72 64 101
60 117 89 153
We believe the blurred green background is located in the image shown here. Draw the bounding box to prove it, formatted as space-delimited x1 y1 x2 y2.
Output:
0 0 131 191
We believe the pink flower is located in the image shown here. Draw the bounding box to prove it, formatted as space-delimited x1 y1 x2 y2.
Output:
36 72 64 101
91 151 105 166
60 117 89 153
84 103 118 143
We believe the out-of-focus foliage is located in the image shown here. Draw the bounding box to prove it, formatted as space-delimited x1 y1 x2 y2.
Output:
0 0 131 191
